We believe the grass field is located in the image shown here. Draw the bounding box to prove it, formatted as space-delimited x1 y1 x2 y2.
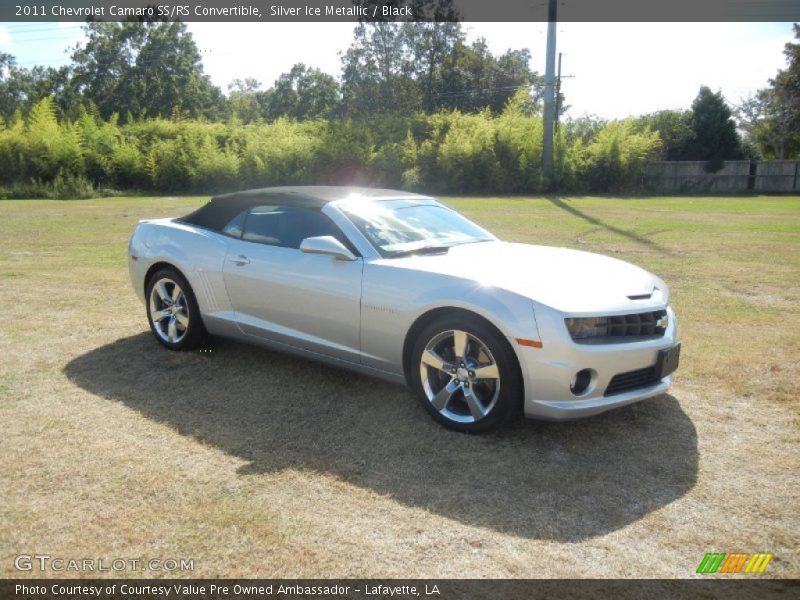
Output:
1 195 798 578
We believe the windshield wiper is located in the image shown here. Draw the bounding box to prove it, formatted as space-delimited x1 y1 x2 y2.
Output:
389 245 452 258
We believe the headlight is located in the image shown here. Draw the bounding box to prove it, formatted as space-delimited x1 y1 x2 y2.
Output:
565 317 609 339
565 310 668 342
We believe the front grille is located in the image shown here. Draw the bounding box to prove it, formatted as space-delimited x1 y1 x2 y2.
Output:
604 366 661 397
566 309 667 343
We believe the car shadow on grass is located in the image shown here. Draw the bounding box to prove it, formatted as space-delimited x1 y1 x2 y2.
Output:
64 333 698 543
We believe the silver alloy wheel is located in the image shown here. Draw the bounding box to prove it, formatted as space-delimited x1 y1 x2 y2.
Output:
419 329 501 424
149 277 189 344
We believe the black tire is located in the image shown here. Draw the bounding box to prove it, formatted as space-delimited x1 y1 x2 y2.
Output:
410 313 523 433
145 267 206 351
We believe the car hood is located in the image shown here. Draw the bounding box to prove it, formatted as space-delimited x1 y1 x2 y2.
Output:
389 241 665 314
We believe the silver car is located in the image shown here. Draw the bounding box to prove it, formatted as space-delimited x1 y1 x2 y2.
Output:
128 186 680 432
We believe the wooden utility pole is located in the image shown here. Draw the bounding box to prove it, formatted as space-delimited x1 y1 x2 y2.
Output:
542 0 558 182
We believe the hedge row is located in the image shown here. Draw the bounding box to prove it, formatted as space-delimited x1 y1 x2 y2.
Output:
0 96 662 198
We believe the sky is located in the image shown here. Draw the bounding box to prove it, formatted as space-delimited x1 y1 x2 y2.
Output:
0 21 795 119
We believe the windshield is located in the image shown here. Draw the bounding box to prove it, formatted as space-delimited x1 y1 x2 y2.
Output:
340 200 496 258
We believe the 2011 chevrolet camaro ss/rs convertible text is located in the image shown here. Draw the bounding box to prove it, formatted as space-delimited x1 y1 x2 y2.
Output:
128 186 680 432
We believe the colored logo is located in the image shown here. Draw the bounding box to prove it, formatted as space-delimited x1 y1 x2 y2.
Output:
696 552 773 574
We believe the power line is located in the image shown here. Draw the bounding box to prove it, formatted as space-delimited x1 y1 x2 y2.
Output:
5 34 85 44
554 52 575 132
3 25 83 36
430 84 532 99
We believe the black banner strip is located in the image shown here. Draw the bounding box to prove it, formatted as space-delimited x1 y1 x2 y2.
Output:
2 0 800 23
2 579 799 600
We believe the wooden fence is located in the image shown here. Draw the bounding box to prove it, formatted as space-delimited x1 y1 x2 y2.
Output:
643 161 800 193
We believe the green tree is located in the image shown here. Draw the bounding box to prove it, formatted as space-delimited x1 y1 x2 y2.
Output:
341 21 421 117
685 86 744 168
265 64 339 121
0 53 21 120
400 21 464 112
70 21 223 121
562 115 607 145
341 12 539 118
737 90 788 159
228 78 266 123
438 39 539 114
738 24 800 158
633 109 692 160
0 54 79 121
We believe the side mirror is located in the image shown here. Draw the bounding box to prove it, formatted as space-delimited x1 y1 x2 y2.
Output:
299 236 357 261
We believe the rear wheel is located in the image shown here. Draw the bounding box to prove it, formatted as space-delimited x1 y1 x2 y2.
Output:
410 314 522 433
145 268 205 350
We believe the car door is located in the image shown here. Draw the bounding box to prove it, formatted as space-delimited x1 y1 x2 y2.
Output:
221 204 363 363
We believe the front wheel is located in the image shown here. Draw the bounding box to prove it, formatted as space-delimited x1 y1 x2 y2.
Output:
145 267 206 350
410 314 523 433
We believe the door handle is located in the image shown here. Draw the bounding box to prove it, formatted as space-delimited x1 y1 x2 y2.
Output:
231 255 250 266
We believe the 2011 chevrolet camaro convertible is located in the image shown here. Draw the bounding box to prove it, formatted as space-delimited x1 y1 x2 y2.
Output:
128 186 680 432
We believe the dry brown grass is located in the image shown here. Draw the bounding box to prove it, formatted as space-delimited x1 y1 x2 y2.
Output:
0 195 798 579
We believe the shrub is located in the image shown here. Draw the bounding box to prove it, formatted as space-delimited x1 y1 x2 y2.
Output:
583 120 662 192
437 110 502 193
0 96 664 196
25 97 85 183
0 171 94 199
494 107 543 192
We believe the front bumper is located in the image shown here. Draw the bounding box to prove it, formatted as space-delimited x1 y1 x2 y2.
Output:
525 375 673 421
517 307 679 421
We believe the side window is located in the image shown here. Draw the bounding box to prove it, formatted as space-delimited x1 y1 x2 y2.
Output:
242 205 285 246
241 205 354 252
222 210 247 238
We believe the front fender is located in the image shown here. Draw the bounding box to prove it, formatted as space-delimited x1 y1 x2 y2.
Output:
360 264 540 376
411 283 540 343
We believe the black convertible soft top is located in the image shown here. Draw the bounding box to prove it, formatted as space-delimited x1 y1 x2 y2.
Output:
180 186 429 232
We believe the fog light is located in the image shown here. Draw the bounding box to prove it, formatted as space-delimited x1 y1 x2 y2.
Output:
570 369 593 396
